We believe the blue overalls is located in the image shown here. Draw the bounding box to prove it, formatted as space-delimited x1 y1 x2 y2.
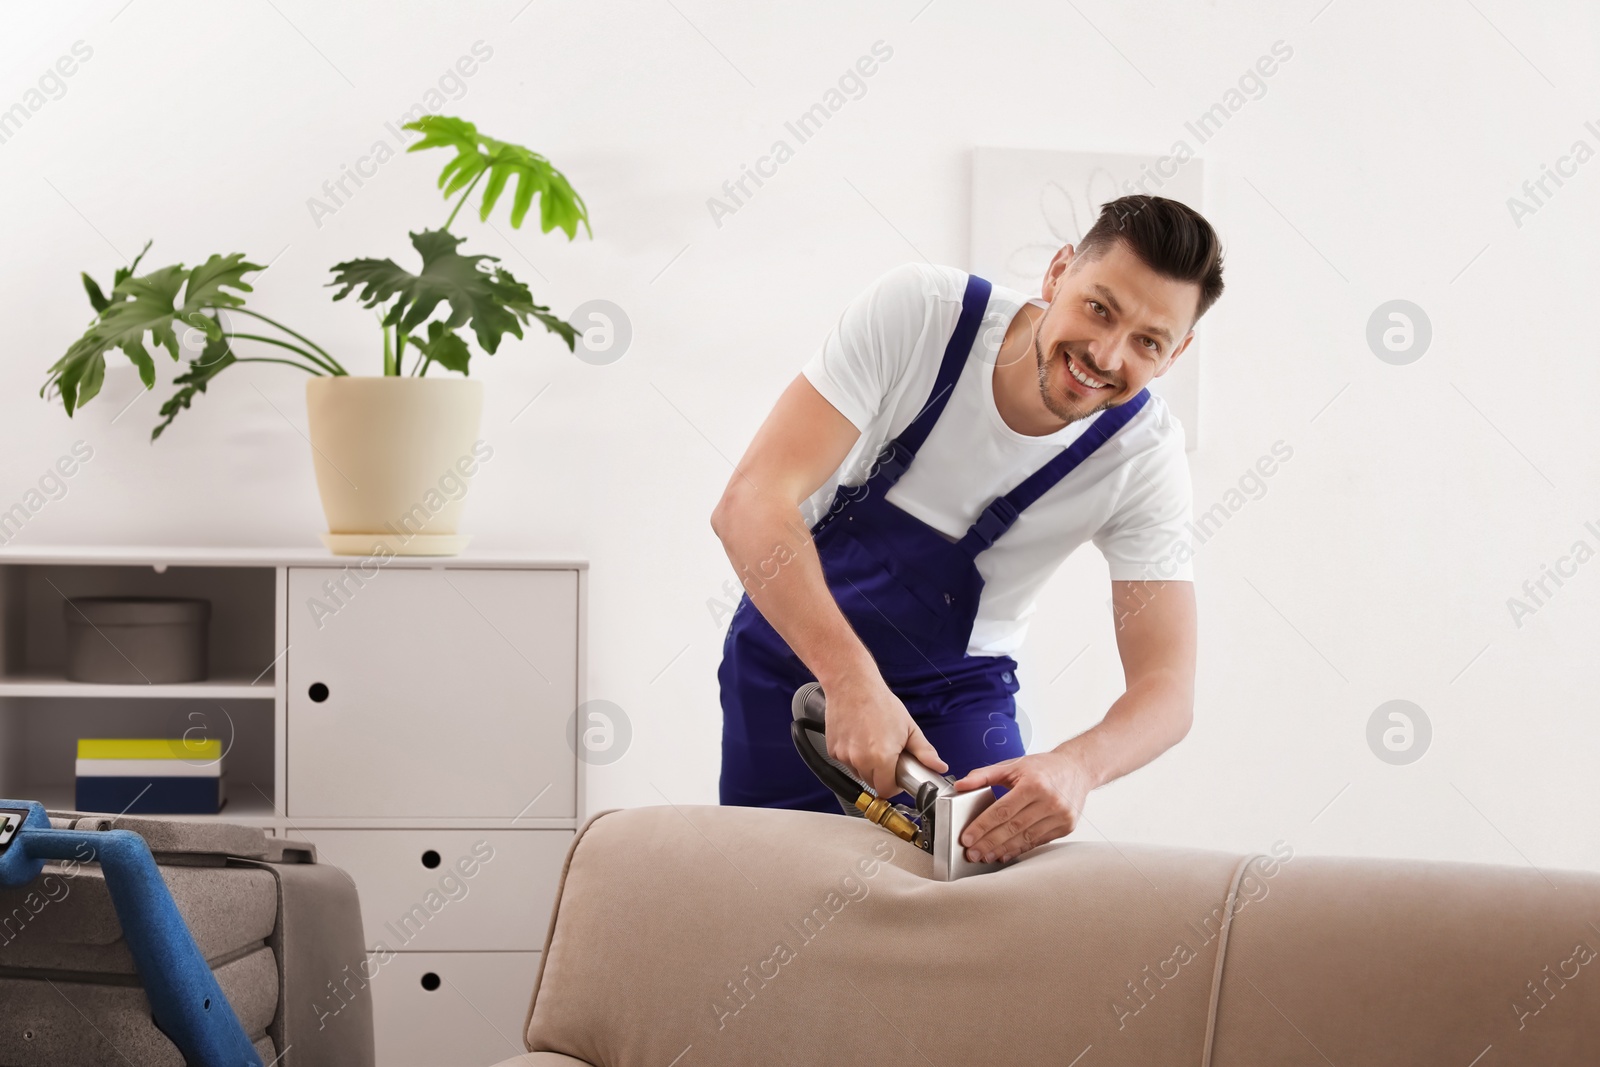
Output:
718 273 1151 812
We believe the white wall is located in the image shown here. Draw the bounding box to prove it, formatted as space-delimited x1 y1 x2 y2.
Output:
3 1 1597 872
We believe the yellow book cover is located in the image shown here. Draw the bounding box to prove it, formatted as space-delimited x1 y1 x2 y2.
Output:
76 738 223 760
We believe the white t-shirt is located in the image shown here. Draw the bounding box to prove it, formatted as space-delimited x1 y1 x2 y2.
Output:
800 261 1193 658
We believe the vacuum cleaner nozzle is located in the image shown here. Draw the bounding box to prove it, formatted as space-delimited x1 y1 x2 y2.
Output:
789 682 1010 881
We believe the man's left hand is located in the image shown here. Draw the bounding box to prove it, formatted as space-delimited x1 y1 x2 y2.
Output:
953 749 1097 863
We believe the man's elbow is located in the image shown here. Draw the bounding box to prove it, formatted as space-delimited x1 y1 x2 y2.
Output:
1143 666 1194 743
709 481 752 543
1172 697 1194 743
709 494 732 543
1169 675 1195 743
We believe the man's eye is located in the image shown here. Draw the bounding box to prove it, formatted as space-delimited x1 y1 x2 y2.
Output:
1142 337 1160 352
1088 301 1106 316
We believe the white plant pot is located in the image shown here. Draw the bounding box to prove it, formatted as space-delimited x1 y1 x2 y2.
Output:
304 376 486 556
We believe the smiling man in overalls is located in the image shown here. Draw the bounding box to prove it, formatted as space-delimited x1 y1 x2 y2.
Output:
712 195 1224 866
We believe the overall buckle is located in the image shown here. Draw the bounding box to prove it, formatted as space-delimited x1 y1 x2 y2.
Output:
967 497 1019 550
871 440 913 485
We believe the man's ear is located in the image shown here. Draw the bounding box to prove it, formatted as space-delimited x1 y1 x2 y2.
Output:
1155 330 1196 378
1041 244 1077 302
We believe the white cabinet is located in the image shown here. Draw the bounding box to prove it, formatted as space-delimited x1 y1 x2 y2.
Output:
286 567 578 819
0 547 586 1067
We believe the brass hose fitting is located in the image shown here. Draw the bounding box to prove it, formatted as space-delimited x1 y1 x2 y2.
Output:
855 793 918 842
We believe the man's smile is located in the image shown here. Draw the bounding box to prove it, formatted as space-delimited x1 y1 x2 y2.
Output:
1063 351 1112 392
1044 342 1120 414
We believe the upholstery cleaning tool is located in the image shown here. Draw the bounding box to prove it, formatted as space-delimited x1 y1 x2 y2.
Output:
790 682 1009 881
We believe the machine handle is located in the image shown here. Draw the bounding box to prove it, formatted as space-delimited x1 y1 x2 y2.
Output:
0 801 264 1067
791 682 955 801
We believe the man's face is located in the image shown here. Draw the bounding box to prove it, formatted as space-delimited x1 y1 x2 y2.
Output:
1029 239 1199 424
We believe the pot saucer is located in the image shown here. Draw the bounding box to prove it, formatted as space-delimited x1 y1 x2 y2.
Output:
320 532 471 557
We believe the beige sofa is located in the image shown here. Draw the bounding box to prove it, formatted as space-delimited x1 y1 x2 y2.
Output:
491 805 1600 1066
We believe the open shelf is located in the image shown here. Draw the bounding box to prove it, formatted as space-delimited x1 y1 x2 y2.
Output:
0 673 275 699
0 562 279 682
1 691 276 827
13 781 281 827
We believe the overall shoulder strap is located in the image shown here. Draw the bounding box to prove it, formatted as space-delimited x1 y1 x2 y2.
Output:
867 273 991 490
957 388 1153 556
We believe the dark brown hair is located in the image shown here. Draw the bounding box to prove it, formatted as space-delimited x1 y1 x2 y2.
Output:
1076 195 1225 328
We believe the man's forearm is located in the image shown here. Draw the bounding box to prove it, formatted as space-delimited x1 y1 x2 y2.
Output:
711 489 876 691
1055 668 1194 790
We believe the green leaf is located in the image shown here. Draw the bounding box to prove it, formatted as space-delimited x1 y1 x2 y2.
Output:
330 229 529 356
70 332 107 410
87 264 189 390
539 167 586 237
181 253 259 314
42 249 262 416
403 115 592 239
76 237 158 337
328 229 578 366
530 306 577 352
405 115 490 201
416 321 472 375
179 252 261 341
112 240 153 289
153 333 236 440
81 273 110 313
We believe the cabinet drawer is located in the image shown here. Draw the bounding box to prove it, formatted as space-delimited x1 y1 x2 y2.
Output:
368 950 539 1067
295 829 571 952
286 567 578 819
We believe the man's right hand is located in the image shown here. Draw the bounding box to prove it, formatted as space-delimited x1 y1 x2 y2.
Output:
823 674 947 799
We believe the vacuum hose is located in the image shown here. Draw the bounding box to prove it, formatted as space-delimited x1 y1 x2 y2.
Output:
789 691 920 844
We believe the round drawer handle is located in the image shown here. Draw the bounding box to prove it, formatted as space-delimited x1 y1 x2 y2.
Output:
421 850 441 869
308 682 329 703
421 972 441 991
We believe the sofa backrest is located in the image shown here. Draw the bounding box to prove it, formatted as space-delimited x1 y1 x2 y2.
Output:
522 806 1600 1066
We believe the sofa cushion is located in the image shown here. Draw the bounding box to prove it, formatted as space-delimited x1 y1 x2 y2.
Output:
526 806 1256 1066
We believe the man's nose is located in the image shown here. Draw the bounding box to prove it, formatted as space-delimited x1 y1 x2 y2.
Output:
1085 344 1121 380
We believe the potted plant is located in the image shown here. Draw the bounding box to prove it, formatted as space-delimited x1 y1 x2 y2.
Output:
41 115 590 555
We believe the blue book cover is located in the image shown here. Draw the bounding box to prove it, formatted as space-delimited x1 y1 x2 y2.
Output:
75 776 225 815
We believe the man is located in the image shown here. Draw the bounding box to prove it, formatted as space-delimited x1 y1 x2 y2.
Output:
710 195 1224 866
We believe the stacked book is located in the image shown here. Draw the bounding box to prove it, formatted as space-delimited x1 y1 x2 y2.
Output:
75 738 225 815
